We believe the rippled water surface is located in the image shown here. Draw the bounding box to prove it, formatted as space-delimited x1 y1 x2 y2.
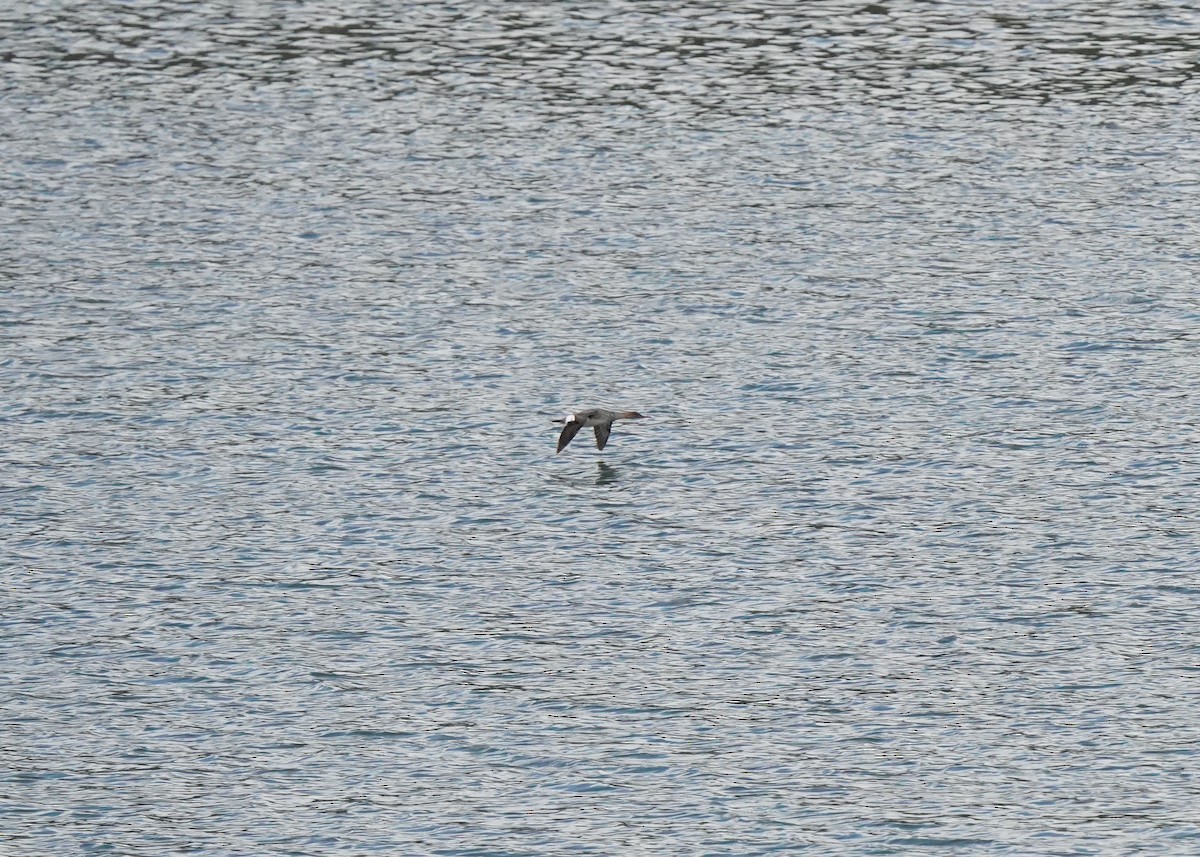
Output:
4 1 1200 854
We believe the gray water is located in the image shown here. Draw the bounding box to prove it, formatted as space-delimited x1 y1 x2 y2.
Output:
4 1 1200 854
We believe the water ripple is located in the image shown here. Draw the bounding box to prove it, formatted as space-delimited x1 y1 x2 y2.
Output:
4 0 1200 855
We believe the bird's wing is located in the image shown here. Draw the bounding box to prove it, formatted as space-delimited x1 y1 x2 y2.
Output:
593 423 611 450
557 420 583 453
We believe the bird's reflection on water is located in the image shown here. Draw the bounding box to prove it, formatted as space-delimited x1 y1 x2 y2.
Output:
595 461 619 485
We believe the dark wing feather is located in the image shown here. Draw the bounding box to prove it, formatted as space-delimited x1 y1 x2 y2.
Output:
557 420 583 453
593 423 611 450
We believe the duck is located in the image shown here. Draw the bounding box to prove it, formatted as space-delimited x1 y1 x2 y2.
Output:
555 408 646 453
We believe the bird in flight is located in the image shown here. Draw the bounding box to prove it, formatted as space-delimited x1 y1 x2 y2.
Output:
555 408 646 453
